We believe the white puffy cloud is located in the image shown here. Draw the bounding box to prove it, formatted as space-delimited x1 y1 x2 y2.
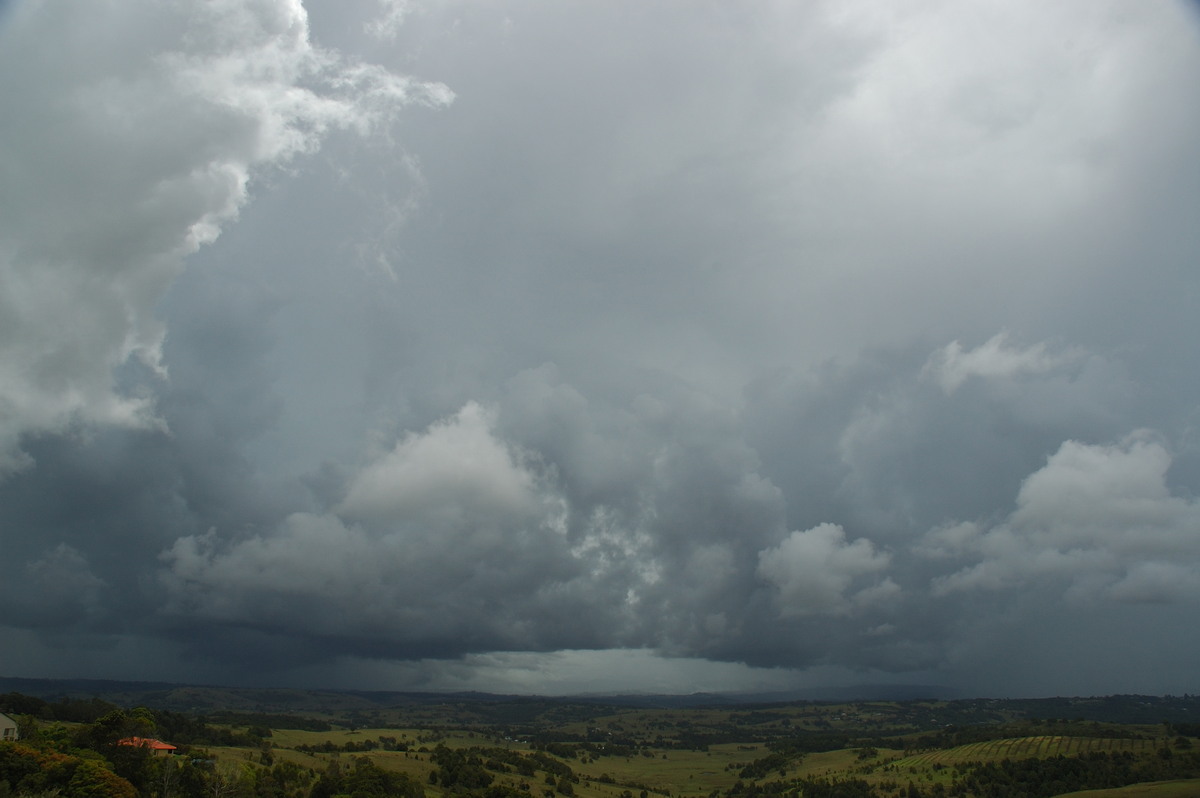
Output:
161 403 580 650
366 0 415 41
820 332 1133 540
340 402 550 528
930 432 1200 602
914 522 983 560
1011 432 1187 547
924 332 1078 394
1106 561 1200 604
0 0 450 473
757 523 893 617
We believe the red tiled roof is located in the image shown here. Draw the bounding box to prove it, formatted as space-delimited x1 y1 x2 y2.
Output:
117 737 177 751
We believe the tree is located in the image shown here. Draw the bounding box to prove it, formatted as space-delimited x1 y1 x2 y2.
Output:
148 755 182 798
205 763 249 798
67 760 138 798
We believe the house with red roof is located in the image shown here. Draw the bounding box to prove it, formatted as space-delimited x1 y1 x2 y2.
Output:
118 737 177 755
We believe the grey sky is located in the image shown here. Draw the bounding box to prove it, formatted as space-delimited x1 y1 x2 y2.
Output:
1 0 1199 697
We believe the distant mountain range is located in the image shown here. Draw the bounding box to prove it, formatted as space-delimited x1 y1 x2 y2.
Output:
5 675 1197 727
0 675 961 713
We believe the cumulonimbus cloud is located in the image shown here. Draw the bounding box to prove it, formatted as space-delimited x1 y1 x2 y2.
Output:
0 0 451 473
159 402 589 654
3 0 1199 694
158 394 904 662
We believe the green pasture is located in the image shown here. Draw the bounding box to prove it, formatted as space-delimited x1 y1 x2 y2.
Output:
204 745 440 791
573 746 748 797
267 727 512 751
213 727 522 793
794 748 869 780
552 701 944 743
1052 779 1200 798
200 722 1196 798
258 728 762 798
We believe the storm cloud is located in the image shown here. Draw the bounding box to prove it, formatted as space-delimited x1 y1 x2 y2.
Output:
2 0 1199 697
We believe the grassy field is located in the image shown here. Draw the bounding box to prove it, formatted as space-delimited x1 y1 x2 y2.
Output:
266 727 509 750
172 701 1193 798
218 728 1190 796
204 728 760 798
1053 779 1200 797
579 749 737 798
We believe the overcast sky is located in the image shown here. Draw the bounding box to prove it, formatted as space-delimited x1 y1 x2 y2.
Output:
2 0 1200 699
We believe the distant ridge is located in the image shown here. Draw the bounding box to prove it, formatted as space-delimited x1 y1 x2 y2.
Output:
0 675 956 710
569 684 960 707
3 676 1196 725
0 676 185 693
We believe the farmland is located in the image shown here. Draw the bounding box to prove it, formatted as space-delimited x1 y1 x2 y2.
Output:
3 687 1200 798
193 726 1200 798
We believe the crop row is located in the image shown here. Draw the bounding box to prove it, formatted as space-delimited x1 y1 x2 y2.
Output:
895 736 1157 768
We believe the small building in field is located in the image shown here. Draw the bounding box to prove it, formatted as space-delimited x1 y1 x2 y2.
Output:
0 712 18 741
118 737 177 756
